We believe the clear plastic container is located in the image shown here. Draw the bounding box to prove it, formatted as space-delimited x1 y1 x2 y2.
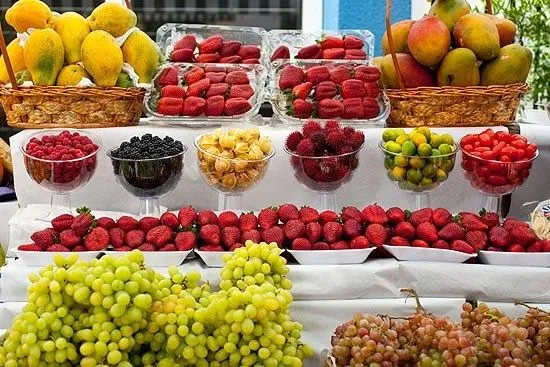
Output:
144 62 267 126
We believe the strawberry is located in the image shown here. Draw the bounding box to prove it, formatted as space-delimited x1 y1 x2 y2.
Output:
363 97 380 119
113 246 131 252
206 83 230 97
178 206 197 227
487 246 502 252
31 229 57 249
205 65 226 72
479 209 500 229
199 224 221 246
196 53 220 63
48 244 70 252
187 78 211 97
305 66 330 85
229 84 254 100
365 224 387 247
318 99 344 119
160 213 179 230
290 99 313 119
344 49 366 59
411 239 430 248
323 222 343 243
361 204 388 225
184 67 205 85
540 239 550 252
342 219 361 239
241 229 261 243
330 241 349 250
296 44 322 59
243 58 259 64
438 222 465 241
322 48 345 59
314 81 337 101
225 98 251 115
416 222 438 243
320 36 344 49
342 98 364 119
271 45 290 61
225 71 249 85
320 210 339 224
157 66 178 86
278 65 304 89
218 211 239 228
432 208 453 228
157 97 183 116
261 226 285 247
59 230 81 248
146 225 174 248
503 217 529 231
433 239 450 249
285 131 303 151
341 79 366 99
386 207 405 224
219 55 243 64
291 82 313 100
125 229 145 249
258 207 279 230
96 217 116 230
71 208 94 236
508 244 525 252
219 40 242 57
343 35 364 49
18 244 42 251
51 214 74 232
365 82 380 98
205 72 227 83
285 219 306 240
221 226 241 249
238 45 261 60
451 240 475 254
198 35 223 54
84 227 109 251
183 96 206 116
465 231 488 251
117 216 138 233
171 48 195 62
138 243 156 252
408 208 433 226
354 65 381 82
205 95 225 116
306 222 322 243
510 225 538 246
109 228 125 248
239 212 258 232
197 210 217 226
278 204 300 223
389 236 410 247
329 66 351 85
489 226 511 248
460 213 488 231
350 236 370 249
291 238 312 250
160 244 177 251
339 207 360 223
299 207 319 224
175 232 196 251
312 241 330 250
174 34 197 50
394 222 416 240
527 242 543 252
140 216 161 233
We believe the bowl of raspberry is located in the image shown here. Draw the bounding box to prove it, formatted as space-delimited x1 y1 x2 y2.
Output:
20 129 102 220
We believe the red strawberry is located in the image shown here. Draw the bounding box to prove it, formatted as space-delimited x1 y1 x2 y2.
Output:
71 209 94 236
59 230 81 248
205 95 225 116
503 217 530 231
451 240 475 254
320 210 339 224
160 244 177 251
197 210 217 226
31 229 57 249
285 219 306 240
510 225 537 246
51 214 74 232
239 212 258 232
365 224 387 247
183 96 206 116
344 49 366 59
241 229 261 244
408 208 433 226
299 207 319 224
206 82 230 98
460 213 488 232
225 98 251 115
225 71 249 85
292 82 313 100
314 81 337 101
322 48 345 59
271 45 290 61
171 48 195 62
416 222 438 243
278 204 300 223
330 241 349 250
465 231 488 251
198 35 223 54
365 82 380 98
433 239 450 250
243 58 259 64
199 224 221 246
330 66 351 85
394 222 416 240
196 53 220 64
84 227 109 251
175 232 196 251
320 36 344 49
342 98 364 119
160 212 179 230
158 66 178 86
296 44 322 59
350 236 370 249
361 204 388 225
229 84 254 99
323 222 343 243
487 246 502 252
540 239 550 252
47 244 70 252
432 208 453 228
438 222 465 242
340 207 360 223
341 79 366 99
508 244 525 252
343 35 364 49
178 206 197 227
71 246 85 252
157 97 183 116
386 207 405 224
218 211 239 228
140 216 161 233
305 66 330 85
187 78 211 97
117 216 138 233
306 222 322 243
343 219 362 239
479 210 500 229
146 225 174 248
318 99 344 119
389 236 410 247
219 40 242 57
174 34 197 50
363 97 380 119
125 230 145 249
278 65 304 89
205 72 227 83
411 239 430 248
290 99 313 119
291 238 312 250
138 243 156 252
262 226 285 247
312 241 330 250
184 67 205 85
109 228 125 248
527 242 543 252
238 45 261 60
489 226 511 248
258 207 279 230
18 244 42 251
221 226 241 249
113 246 131 252
96 217 116 230
354 65 381 82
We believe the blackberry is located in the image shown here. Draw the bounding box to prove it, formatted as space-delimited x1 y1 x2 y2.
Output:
110 134 184 160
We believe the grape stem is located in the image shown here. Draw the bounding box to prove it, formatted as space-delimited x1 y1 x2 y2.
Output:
515 301 549 314
400 288 426 313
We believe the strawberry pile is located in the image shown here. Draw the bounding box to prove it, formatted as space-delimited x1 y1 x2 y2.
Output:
170 34 261 64
461 129 538 195
271 35 367 61
153 64 255 117
277 63 381 119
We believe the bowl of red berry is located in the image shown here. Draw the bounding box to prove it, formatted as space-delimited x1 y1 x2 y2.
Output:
20 130 101 220
284 120 364 210
460 129 538 214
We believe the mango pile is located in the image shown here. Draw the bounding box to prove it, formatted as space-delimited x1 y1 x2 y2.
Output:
376 0 532 88
0 0 161 87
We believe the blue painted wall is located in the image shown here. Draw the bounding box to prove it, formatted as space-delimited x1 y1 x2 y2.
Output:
323 0 411 56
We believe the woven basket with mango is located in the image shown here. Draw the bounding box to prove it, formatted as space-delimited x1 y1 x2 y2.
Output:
0 0 158 129
378 0 530 127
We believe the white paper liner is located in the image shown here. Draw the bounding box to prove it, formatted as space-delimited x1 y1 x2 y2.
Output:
478 250 550 267
383 245 477 263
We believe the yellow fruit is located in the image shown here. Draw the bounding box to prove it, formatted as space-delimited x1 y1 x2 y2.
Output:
56 64 90 86
122 30 161 83
87 3 137 38
48 11 60 28
0 40 26 83
54 12 90 64
410 133 428 147
81 30 123 87
6 0 52 33
23 28 64 86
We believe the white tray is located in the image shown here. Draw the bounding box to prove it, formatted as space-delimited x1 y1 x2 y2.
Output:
13 250 101 267
478 250 550 267
195 250 229 267
287 248 376 265
382 245 477 263
103 250 192 267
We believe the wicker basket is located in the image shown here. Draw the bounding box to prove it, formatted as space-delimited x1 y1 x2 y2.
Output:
0 0 146 129
384 0 529 127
